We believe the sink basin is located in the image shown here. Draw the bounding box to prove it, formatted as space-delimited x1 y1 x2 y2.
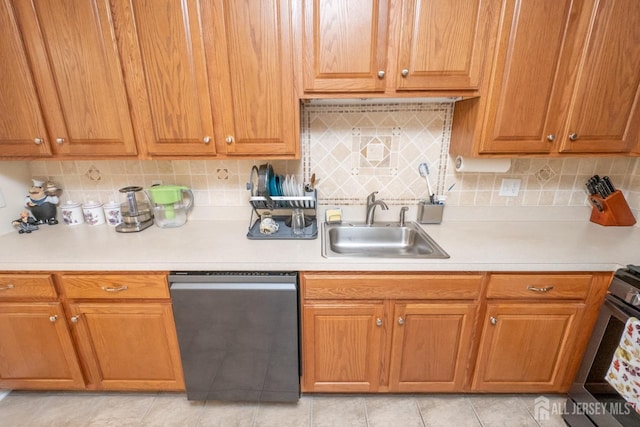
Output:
322 222 450 259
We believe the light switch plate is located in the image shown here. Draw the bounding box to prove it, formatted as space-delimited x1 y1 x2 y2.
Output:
0 188 5 208
499 179 521 197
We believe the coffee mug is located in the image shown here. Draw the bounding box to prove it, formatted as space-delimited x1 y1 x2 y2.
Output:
260 216 279 234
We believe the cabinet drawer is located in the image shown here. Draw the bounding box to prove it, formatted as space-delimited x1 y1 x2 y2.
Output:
302 273 483 300
0 274 57 299
61 274 169 299
486 274 593 300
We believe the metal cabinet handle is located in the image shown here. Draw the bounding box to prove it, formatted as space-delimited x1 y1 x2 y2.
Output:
34 138 44 145
49 315 58 322
0 284 15 291
225 136 234 145
546 134 555 142
71 315 80 323
401 69 409 77
568 133 578 141
56 138 65 144
527 285 554 293
398 317 405 325
376 318 383 326
203 136 211 144
377 70 385 79
101 285 128 292
490 316 498 325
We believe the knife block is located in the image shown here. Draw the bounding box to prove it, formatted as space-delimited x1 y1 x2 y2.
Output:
589 190 636 226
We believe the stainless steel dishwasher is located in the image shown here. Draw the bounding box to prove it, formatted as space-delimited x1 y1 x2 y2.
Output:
168 271 299 402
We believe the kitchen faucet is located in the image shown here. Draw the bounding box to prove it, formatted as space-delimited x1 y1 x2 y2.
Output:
365 191 388 225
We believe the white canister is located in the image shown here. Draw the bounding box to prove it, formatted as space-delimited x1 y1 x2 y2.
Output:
82 201 105 225
60 201 84 225
103 201 122 226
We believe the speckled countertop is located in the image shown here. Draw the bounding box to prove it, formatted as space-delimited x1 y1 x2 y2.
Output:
0 206 637 273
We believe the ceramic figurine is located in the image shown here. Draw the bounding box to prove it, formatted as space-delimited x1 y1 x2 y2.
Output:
25 179 60 225
12 210 39 234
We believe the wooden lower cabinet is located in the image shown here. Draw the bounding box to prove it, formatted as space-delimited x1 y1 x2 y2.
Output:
68 302 184 391
0 302 85 389
471 272 611 393
302 303 385 392
301 271 610 394
472 303 582 392
0 272 185 392
389 302 477 392
300 272 482 393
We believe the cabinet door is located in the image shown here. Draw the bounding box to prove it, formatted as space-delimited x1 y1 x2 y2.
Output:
302 0 389 92
473 303 582 392
208 0 298 157
69 302 184 391
389 302 476 392
0 0 51 157
478 0 589 154
395 0 497 91
559 0 640 153
115 0 216 156
0 302 85 389
12 0 137 157
302 302 385 392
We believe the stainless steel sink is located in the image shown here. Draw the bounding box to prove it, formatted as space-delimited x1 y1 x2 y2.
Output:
322 222 450 259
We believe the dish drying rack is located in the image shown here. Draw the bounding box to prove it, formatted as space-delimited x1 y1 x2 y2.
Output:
247 190 318 239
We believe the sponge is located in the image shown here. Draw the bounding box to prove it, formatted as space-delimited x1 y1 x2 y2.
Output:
325 208 343 224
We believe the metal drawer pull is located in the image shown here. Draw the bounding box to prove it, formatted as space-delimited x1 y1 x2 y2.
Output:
490 316 498 325
527 285 554 293
101 285 129 292
0 284 15 291
398 317 405 325
49 315 58 322
71 315 80 323
376 318 383 326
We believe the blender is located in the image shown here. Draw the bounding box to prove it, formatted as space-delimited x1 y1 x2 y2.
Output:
115 186 154 232
146 185 194 228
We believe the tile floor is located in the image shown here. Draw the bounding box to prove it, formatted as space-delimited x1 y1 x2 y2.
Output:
0 391 569 427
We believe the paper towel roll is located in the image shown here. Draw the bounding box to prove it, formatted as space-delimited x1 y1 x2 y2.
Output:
455 156 511 173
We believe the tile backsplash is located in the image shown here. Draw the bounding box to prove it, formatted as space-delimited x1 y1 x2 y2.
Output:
27 102 640 212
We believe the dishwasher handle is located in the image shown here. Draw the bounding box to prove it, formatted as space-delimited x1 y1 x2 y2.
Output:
170 282 296 291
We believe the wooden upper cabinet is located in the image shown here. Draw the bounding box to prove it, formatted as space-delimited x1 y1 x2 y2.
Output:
454 0 640 156
12 0 138 157
395 0 496 91
0 0 51 158
207 0 298 157
300 0 499 94
302 0 389 92
478 0 583 154
559 0 640 154
114 0 216 156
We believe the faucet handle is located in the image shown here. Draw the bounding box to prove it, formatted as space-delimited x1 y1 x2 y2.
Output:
366 191 378 205
399 206 409 226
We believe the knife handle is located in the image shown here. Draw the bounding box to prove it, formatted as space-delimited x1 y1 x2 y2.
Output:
602 176 616 194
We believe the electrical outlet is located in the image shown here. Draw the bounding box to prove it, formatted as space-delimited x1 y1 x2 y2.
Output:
151 180 163 186
499 179 521 197
0 188 5 208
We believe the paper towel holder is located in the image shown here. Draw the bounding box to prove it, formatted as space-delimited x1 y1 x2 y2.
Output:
454 156 512 173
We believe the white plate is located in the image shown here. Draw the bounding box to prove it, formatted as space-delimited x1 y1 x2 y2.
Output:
290 176 298 206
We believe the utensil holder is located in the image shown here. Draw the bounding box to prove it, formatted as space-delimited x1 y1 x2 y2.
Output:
588 190 636 226
417 201 444 224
